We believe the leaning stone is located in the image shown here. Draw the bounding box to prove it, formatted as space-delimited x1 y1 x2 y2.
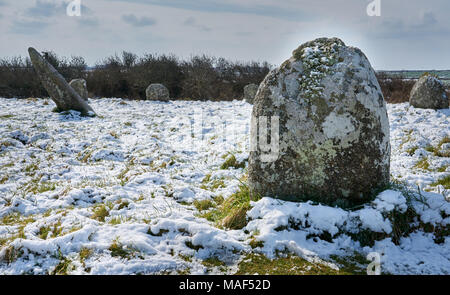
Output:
69 79 88 101
146 83 170 101
248 37 391 207
409 74 449 109
28 47 95 116
243 84 259 104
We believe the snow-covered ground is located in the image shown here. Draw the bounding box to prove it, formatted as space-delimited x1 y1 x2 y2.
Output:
0 98 448 275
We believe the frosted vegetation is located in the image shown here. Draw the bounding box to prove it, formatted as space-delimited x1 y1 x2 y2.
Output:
0 98 449 274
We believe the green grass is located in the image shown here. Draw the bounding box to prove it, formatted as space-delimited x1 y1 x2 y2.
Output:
17 175 57 195
117 200 129 210
91 204 110 222
406 146 418 156
1 162 14 169
249 238 264 249
0 217 28 247
35 182 56 194
0 175 9 184
109 216 131 225
220 155 246 170
0 213 35 226
399 129 414 150
0 140 13 151
79 247 93 268
147 228 169 236
430 175 450 189
51 256 73 275
109 239 131 259
117 164 132 186
193 199 215 211
425 137 450 158
200 178 226 191
414 157 430 171
201 257 228 272
200 183 260 230
235 254 364 275
38 220 63 240
1 246 23 265
437 165 448 173
108 239 139 260
202 257 226 268
77 149 94 163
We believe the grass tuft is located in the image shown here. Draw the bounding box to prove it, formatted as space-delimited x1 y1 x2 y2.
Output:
430 175 450 189
51 256 73 275
414 157 430 171
220 155 246 170
108 238 137 260
1 246 23 265
193 199 215 211
201 183 260 230
91 204 110 222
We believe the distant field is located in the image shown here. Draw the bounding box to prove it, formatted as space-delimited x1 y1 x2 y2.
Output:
380 70 450 86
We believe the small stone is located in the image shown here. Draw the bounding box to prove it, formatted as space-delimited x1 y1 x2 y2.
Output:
243 84 259 104
409 74 449 109
146 84 170 101
69 79 88 101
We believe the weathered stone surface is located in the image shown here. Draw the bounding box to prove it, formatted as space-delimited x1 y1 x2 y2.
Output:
28 47 95 116
146 83 170 101
243 83 259 104
409 74 449 109
248 38 391 207
69 79 88 101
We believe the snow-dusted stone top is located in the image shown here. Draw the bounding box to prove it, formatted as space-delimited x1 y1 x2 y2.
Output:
248 37 391 207
69 79 88 101
146 83 170 101
28 47 95 116
243 83 259 104
409 74 449 109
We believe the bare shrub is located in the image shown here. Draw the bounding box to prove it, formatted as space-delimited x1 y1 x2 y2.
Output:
0 50 271 100
376 72 415 104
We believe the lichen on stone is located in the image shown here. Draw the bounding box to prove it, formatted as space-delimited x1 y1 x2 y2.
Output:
292 38 345 100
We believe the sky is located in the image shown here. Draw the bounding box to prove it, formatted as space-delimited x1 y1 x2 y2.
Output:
0 0 449 70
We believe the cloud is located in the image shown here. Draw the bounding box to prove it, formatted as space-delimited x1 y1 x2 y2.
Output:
25 0 93 18
111 0 311 21
25 0 65 18
77 16 99 27
9 19 49 34
183 17 211 32
122 14 157 27
369 12 446 40
417 11 438 27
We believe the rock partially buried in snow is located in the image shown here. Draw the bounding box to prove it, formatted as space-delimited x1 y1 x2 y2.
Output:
409 74 449 109
146 83 170 101
28 47 95 116
243 83 259 104
248 37 391 207
69 79 89 101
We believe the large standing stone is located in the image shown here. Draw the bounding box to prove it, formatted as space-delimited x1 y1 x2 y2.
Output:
409 74 449 109
248 38 390 207
69 79 88 101
243 83 259 104
146 83 170 101
28 47 95 116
